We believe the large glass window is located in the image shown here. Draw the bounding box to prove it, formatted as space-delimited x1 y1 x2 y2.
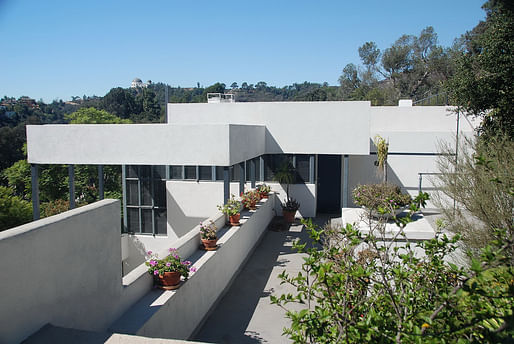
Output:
199 166 212 181
262 154 314 183
124 165 167 235
295 155 310 183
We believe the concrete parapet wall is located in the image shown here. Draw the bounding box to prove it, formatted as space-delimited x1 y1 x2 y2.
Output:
111 195 276 339
0 200 123 344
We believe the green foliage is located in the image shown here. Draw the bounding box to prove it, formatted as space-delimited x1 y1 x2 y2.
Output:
40 199 70 218
434 135 513 251
447 0 514 137
340 26 452 105
217 195 242 216
0 185 32 231
272 194 514 342
352 183 412 211
0 125 26 171
199 220 217 240
66 107 132 124
146 248 194 279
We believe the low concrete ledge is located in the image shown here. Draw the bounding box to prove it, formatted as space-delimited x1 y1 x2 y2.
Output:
110 195 275 339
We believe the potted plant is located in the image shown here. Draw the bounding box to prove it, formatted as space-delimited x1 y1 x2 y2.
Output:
146 248 196 290
241 190 261 210
282 198 300 223
374 135 389 183
200 220 218 250
352 183 412 219
217 195 242 226
273 161 301 223
256 184 271 199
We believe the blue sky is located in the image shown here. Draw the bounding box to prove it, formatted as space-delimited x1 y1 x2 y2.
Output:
0 0 485 102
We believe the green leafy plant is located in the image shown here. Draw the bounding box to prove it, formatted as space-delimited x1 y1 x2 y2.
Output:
256 183 271 194
217 194 242 216
199 220 217 240
272 191 513 342
145 248 196 278
0 185 32 231
353 183 412 213
374 134 389 182
281 198 300 212
241 190 260 209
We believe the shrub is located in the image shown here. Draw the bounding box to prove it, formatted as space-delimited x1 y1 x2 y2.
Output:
353 183 411 211
0 186 32 231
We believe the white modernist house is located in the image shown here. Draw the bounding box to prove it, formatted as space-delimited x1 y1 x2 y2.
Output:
0 99 477 343
26 100 475 253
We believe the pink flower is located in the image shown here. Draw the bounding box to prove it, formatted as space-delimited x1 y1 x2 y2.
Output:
153 270 159 275
149 260 157 266
182 260 191 266
190 267 197 273
147 250 152 255
166 262 171 267
168 248 177 252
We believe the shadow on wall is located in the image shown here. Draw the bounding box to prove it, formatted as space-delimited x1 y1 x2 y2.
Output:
122 235 147 277
264 127 282 154
167 191 206 238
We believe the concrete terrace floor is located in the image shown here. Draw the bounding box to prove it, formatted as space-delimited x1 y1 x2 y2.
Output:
193 215 334 344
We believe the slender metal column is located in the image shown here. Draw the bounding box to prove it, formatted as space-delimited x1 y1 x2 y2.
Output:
259 156 264 182
239 163 245 195
309 155 315 184
223 166 230 204
250 159 256 188
31 164 40 220
122 165 127 231
68 165 75 209
211 166 216 181
343 155 349 208
98 165 104 200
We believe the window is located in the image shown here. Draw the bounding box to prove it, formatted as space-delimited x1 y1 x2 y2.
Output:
184 166 196 180
199 166 212 181
295 155 310 183
170 166 183 179
262 154 314 184
124 165 167 235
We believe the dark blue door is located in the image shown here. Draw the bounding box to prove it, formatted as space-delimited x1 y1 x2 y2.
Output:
317 155 341 213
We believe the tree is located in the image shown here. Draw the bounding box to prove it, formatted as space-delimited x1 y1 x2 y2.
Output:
66 107 132 124
230 82 238 89
446 0 514 137
342 27 452 105
134 88 161 123
338 63 361 100
0 186 32 231
101 87 137 119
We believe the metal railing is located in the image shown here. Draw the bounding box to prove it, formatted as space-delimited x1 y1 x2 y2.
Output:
413 93 449 106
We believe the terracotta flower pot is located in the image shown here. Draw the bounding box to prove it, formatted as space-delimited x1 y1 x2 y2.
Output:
229 213 240 226
283 209 296 223
201 238 218 250
158 271 181 290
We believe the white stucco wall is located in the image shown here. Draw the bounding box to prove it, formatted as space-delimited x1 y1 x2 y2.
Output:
168 101 371 155
26 124 265 166
0 200 123 344
370 106 477 153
